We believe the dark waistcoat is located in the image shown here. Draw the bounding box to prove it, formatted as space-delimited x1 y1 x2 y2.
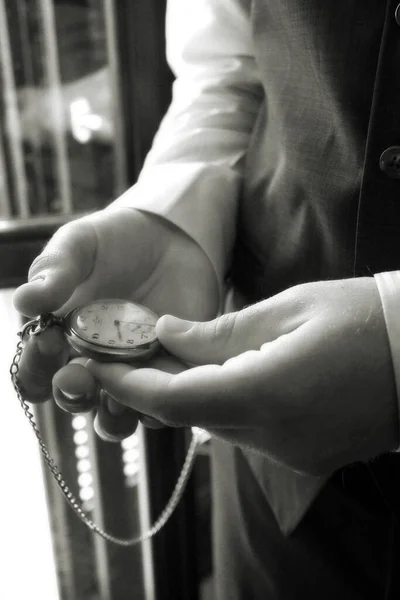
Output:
233 0 400 298
215 1 400 598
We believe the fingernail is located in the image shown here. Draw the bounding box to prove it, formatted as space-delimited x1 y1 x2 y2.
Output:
160 316 193 334
62 390 87 401
28 274 45 283
54 387 93 413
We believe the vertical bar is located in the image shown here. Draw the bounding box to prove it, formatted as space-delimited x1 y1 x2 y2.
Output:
103 0 128 196
38 0 73 214
86 420 112 600
144 428 199 600
1 306 59 600
85 408 147 600
138 425 156 600
0 126 11 218
17 0 48 214
33 402 99 600
0 0 29 218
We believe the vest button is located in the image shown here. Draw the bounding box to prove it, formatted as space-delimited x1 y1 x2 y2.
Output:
379 146 400 179
395 4 400 25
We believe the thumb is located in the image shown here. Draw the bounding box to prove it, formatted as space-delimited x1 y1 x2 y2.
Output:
17 326 70 403
13 217 97 317
156 304 279 365
157 292 309 365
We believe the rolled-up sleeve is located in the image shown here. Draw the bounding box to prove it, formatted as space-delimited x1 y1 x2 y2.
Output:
109 0 262 293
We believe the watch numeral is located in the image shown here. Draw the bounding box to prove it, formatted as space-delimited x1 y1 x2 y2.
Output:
127 339 134 344
108 340 116 345
92 333 99 340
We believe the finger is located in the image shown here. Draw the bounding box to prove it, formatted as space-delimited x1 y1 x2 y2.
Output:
17 327 70 403
126 351 184 429
96 352 186 432
138 351 187 429
84 359 254 427
52 362 100 413
84 351 190 427
12 217 97 317
85 323 312 429
53 362 141 439
93 391 139 442
156 286 308 365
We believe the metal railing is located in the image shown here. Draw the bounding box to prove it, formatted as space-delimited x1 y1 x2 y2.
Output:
0 0 125 219
0 0 29 217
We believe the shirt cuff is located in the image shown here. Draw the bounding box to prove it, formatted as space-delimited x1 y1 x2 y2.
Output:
107 163 239 307
374 271 400 450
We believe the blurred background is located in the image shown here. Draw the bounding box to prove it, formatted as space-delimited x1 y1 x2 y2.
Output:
0 1 213 598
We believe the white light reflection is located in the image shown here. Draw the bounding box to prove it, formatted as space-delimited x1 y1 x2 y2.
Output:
121 433 140 487
72 415 94 508
70 97 103 144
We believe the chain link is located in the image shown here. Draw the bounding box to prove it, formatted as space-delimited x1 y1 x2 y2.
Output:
10 318 200 546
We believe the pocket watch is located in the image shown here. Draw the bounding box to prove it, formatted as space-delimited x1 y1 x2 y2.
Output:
63 298 161 362
19 298 161 362
11 298 202 546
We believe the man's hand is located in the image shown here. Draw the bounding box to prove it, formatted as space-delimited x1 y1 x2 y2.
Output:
83 278 399 474
13 207 219 440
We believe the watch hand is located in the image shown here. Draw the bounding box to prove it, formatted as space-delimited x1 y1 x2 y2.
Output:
114 319 122 340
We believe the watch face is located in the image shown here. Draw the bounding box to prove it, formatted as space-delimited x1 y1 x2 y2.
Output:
66 299 158 351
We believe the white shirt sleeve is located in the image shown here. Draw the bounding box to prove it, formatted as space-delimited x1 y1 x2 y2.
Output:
374 271 400 447
109 0 262 292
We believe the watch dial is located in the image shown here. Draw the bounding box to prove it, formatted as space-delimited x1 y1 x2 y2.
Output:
70 300 158 349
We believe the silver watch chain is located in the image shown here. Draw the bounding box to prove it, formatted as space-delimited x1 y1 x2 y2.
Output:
10 315 201 547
